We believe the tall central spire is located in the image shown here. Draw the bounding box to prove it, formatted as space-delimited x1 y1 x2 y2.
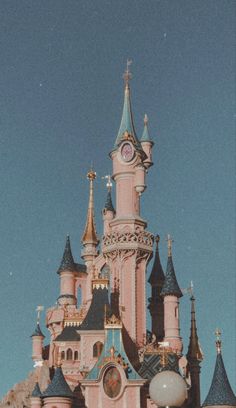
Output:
81 169 99 245
114 60 139 148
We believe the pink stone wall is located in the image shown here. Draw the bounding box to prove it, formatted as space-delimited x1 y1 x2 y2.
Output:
43 396 72 408
164 295 182 353
30 396 42 408
60 272 75 297
32 337 43 361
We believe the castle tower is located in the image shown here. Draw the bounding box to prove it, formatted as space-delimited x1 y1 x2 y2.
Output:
57 235 77 306
202 330 236 408
42 366 73 408
148 235 165 342
30 383 42 408
102 64 154 345
186 295 203 408
161 235 183 354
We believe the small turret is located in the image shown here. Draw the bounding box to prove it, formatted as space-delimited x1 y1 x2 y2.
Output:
31 382 42 408
148 235 165 341
31 307 45 363
202 330 236 408
161 235 183 354
57 235 76 306
81 169 99 264
140 114 154 169
186 295 203 408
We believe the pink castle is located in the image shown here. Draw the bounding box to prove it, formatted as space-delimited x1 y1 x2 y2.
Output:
28 66 236 408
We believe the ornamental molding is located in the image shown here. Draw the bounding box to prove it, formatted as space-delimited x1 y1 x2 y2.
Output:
102 227 154 251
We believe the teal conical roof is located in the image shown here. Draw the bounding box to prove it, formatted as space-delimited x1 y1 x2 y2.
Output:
115 83 138 147
140 114 153 143
31 323 45 338
161 255 183 298
43 367 74 398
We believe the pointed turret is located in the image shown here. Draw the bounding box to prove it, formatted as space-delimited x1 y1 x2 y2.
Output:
114 61 139 148
203 330 236 407
102 175 115 235
104 189 115 212
81 170 99 266
140 114 154 168
57 235 75 274
31 323 45 338
57 236 76 306
43 367 73 401
186 295 203 408
148 235 165 341
161 235 183 298
161 235 183 354
31 321 45 363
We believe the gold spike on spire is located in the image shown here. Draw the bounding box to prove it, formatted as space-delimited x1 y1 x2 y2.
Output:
166 234 174 257
215 328 222 354
81 169 99 245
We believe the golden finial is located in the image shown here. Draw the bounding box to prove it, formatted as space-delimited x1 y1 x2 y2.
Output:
215 328 222 354
144 113 148 125
158 341 170 367
87 169 96 181
123 59 132 87
166 234 174 257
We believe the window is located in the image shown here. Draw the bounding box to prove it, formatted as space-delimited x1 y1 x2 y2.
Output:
74 350 78 360
66 348 73 360
61 351 65 360
93 341 103 357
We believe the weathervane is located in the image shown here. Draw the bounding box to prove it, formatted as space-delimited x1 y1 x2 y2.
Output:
123 59 132 85
102 175 112 191
36 305 44 325
215 328 222 354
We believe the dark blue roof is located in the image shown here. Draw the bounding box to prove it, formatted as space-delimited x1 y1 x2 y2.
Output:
148 236 165 285
139 352 179 379
55 326 81 342
79 287 110 330
140 115 152 143
32 382 42 397
31 323 45 338
161 256 183 298
43 367 74 398
203 352 236 406
104 190 115 212
57 236 75 274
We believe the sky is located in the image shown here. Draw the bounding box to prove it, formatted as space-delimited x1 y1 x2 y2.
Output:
0 0 235 402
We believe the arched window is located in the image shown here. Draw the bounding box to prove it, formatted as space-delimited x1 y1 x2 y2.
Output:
74 350 78 360
93 341 103 358
66 348 73 360
61 351 65 360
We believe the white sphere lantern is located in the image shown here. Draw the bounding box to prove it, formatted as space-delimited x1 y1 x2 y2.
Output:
149 370 187 407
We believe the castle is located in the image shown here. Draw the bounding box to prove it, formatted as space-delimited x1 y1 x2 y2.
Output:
4 66 236 408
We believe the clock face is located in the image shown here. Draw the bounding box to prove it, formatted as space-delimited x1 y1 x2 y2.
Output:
103 366 122 398
121 142 134 162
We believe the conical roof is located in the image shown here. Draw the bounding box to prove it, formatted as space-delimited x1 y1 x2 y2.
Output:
31 382 42 397
187 296 203 362
43 367 74 398
148 235 165 285
140 114 153 143
79 286 110 330
104 190 115 212
31 323 45 338
57 235 75 274
203 349 236 406
161 255 183 298
81 170 99 246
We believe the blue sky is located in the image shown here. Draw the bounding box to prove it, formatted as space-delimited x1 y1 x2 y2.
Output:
0 0 235 401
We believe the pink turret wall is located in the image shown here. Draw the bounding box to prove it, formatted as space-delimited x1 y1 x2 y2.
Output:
163 295 183 354
30 396 42 408
32 337 44 361
43 396 72 408
60 272 75 297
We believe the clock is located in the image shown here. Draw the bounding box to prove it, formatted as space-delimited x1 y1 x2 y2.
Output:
103 366 122 398
121 142 134 162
